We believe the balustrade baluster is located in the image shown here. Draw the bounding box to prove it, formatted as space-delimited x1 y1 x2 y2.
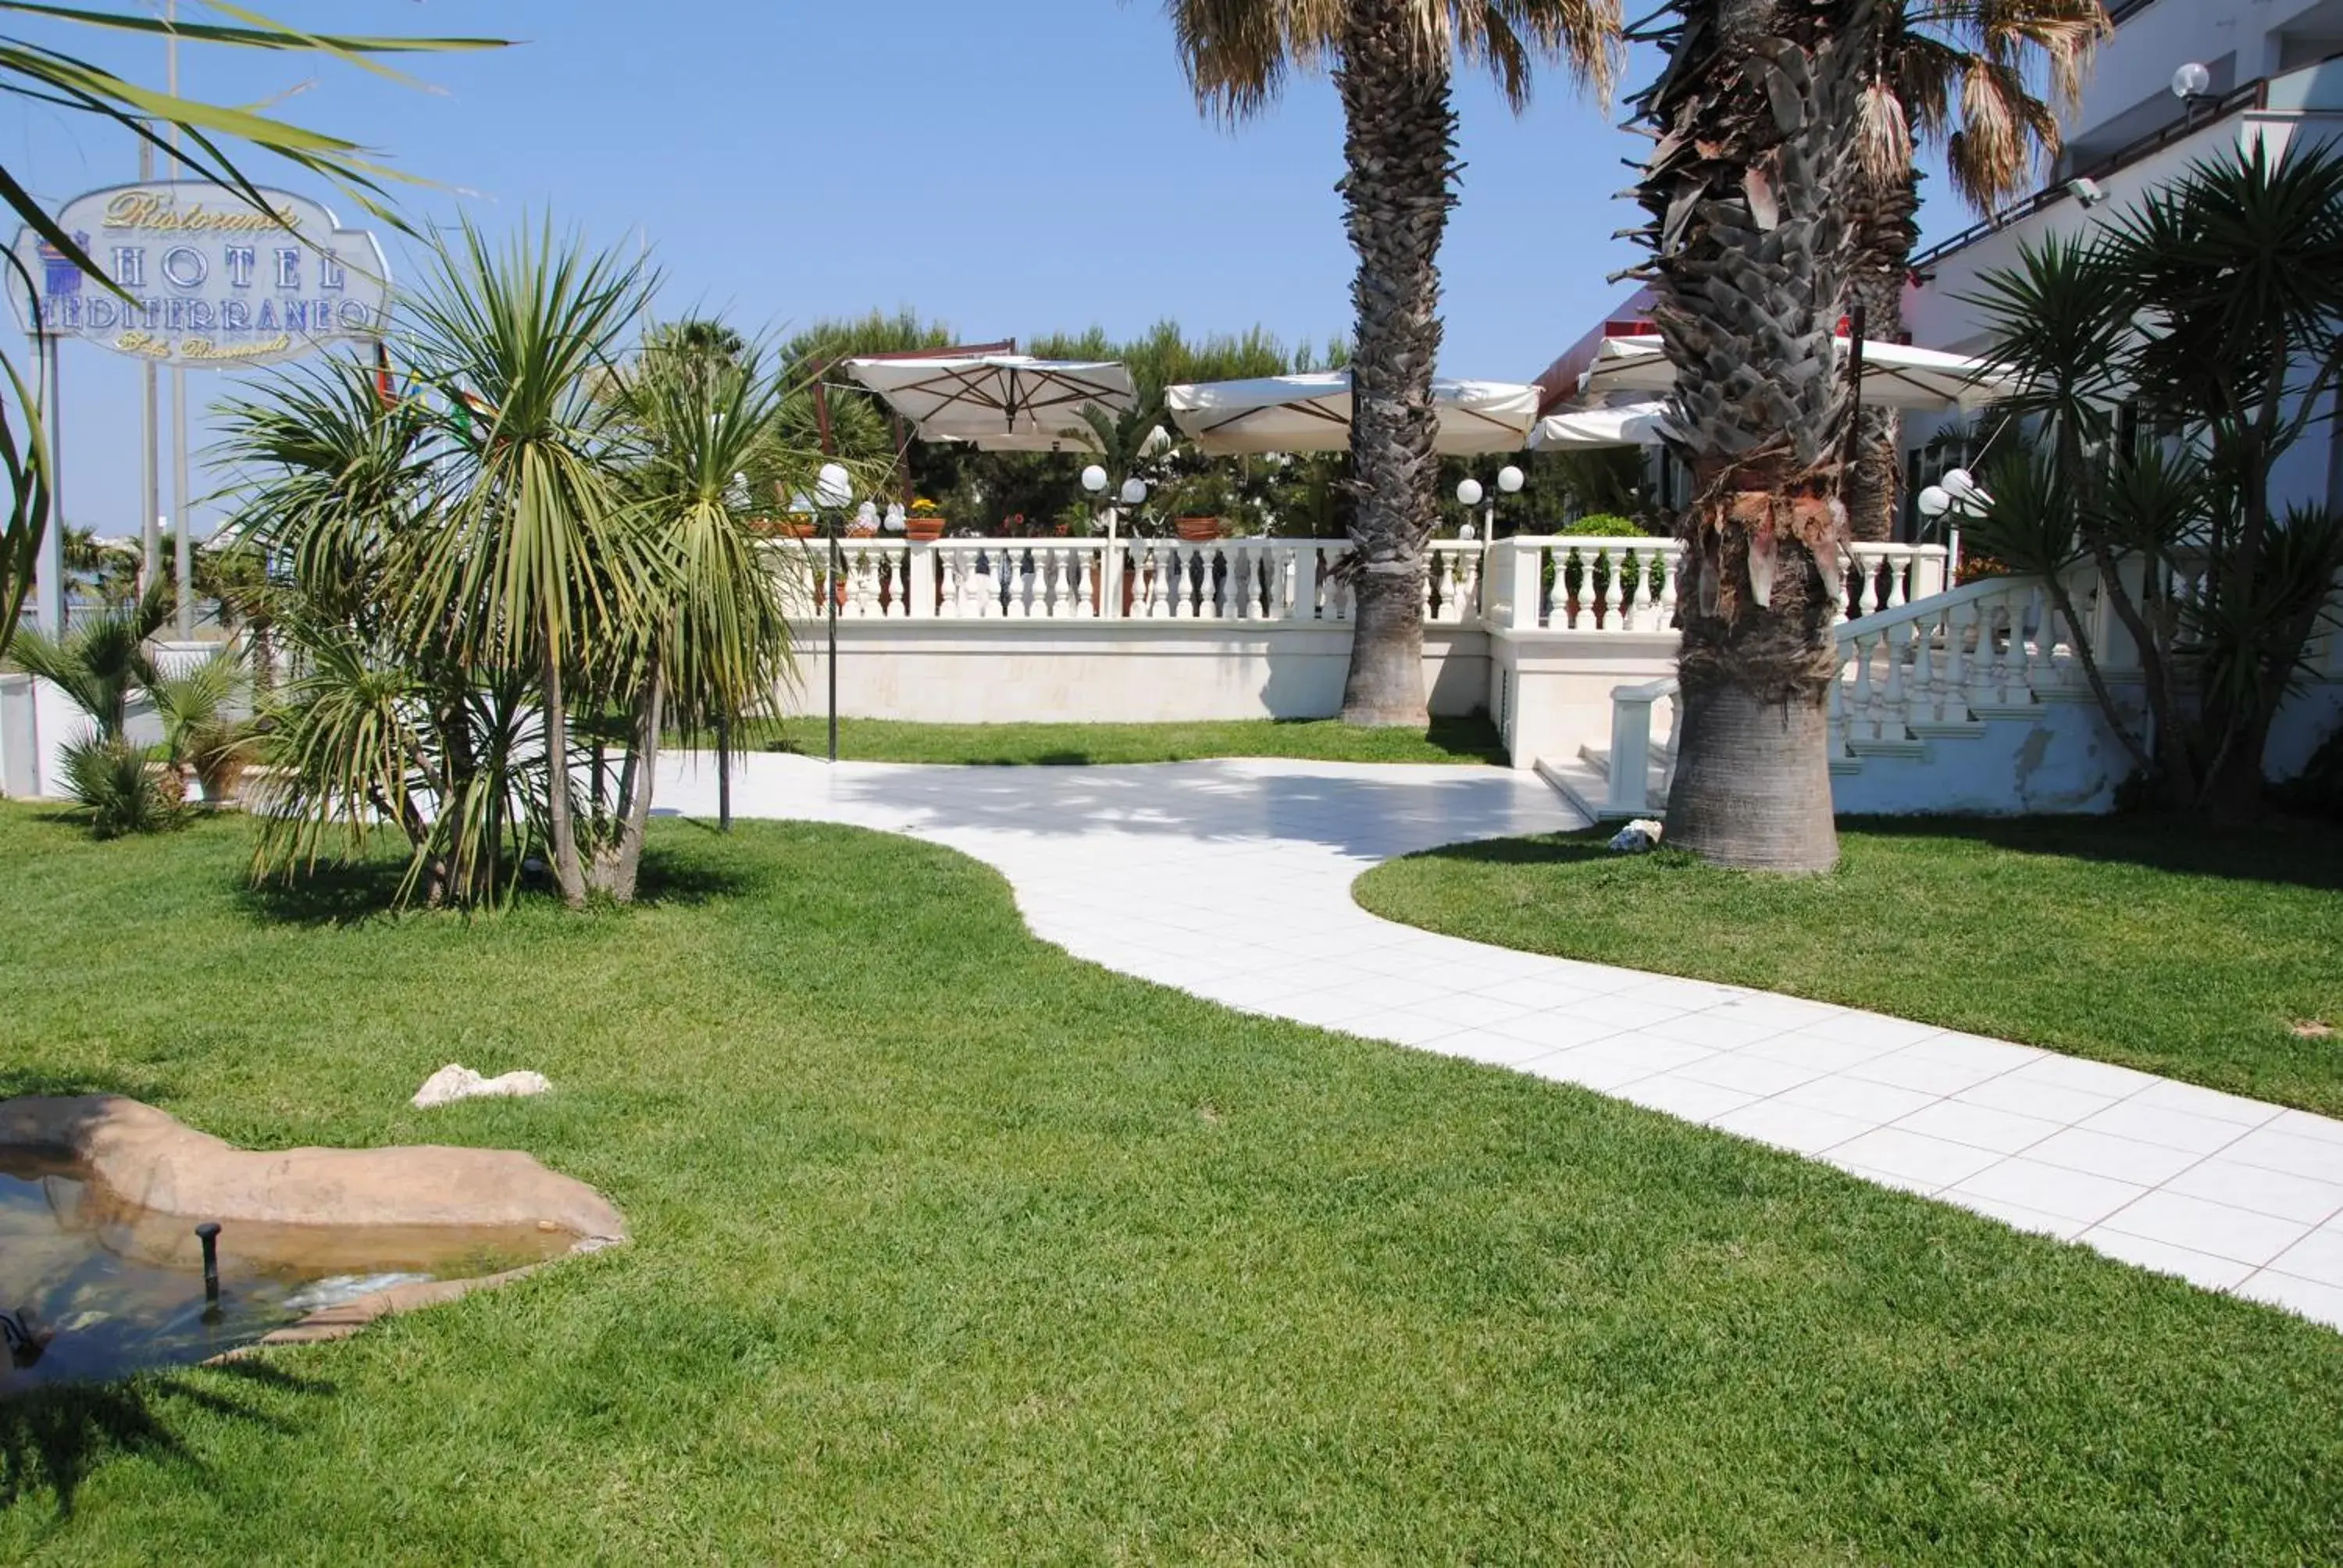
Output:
1942 600 1972 718
1828 655 1850 755
1880 622 1910 740
1909 608 1938 725
1850 631 1881 740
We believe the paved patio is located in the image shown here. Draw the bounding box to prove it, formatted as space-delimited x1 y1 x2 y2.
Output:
654 751 2343 1331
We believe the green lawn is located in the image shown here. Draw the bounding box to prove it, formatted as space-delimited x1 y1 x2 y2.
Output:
4 807 2342 1562
1356 814 2343 1118
754 713 1507 766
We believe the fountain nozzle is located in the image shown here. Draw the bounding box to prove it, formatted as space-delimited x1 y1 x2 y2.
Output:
194 1222 222 1304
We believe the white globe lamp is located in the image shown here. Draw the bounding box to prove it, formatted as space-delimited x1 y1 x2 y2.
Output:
1456 478 1484 507
1942 468 1981 505
2171 62 2212 100
1496 465 1525 494
1917 485 1952 519
1080 464 1109 494
1119 476 1148 507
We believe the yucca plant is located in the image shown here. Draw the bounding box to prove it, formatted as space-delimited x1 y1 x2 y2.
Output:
390 220 665 907
1969 141 2343 817
586 324 808 900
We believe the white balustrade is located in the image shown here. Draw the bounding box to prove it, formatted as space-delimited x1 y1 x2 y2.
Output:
764 532 1949 638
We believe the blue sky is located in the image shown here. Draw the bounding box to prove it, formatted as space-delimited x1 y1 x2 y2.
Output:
1 2 1963 536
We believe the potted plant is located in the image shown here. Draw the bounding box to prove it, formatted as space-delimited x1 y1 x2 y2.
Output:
1169 470 1233 543
904 497 947 542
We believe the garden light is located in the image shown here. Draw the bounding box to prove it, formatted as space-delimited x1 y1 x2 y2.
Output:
1456 478 1484 507
1497 465 1524 494
1080 464 1109 494
2171 62 2212 101
1120 477 1148 506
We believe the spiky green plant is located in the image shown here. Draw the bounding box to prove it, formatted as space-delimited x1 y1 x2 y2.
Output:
2 578 169 739
56 734 181 839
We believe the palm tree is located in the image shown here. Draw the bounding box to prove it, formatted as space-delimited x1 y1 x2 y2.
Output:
394 222 662 909
1842 0 2109 540
1165 0 1616 725
587 326 807 900
1631 0 1892 871
3 579 169 739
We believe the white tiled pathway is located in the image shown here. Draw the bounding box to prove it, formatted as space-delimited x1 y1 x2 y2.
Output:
656 751 2343 1331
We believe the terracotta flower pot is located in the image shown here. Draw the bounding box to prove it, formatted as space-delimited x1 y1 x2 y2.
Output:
904 515 947 542
1175 516 1223 543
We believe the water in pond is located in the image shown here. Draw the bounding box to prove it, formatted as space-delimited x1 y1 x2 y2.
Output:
0 1162 577 1394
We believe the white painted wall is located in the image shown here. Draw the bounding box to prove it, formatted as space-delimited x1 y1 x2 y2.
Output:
778 622 1492 726
1490 632 1679 772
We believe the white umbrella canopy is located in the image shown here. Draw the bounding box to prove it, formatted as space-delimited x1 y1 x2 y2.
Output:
1578 335 2018 412
1527 400 1678 451
1165 371 1541 456
843 355 1136 451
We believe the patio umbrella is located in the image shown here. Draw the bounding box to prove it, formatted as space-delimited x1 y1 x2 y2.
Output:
1165 371 1541 455
1526 400 1677 451
843 355 1136 451
1577 335 2018 412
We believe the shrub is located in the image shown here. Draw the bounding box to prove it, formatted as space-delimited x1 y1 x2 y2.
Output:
58 736 186 839
1559 512 1651 537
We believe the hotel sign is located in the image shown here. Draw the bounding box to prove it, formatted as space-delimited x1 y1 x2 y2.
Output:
9 180 390 369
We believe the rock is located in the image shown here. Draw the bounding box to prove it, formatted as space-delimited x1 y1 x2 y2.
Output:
410 1064 552 1110
1609 818 1666 853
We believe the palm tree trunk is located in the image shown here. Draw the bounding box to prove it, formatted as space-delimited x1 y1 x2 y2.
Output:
1846 166 1918 543
1334 0 1453 728
540 640 587 908
1636 0 1885 872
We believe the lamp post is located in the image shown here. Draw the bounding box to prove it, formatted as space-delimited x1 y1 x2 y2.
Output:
1454 464 1524 539
816 461 853 762
1081 464 1148 618
1917 465 1988 582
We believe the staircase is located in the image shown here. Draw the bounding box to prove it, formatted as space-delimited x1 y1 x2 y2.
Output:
1540 564 2188 821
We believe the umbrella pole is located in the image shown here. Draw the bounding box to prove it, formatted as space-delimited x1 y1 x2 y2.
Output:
828 510 840 764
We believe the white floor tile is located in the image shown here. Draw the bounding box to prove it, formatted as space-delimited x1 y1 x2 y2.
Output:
2269 1109 2343 1147
2263 1226 2343 1289
1825 1128 2002 1191
1566 992 1700 1032
1952 1075 2122 1128
1483 1009 1630 1054
1802 1012 1947 1051
1775 1074 1940 1124
2127 1079 2285 1129
2095 1190 2310 1267
1635 1010 1789 1051
2078 1227 2257 1292
1899 1033 2045 1074
1614 1072 1758 1124
2001 1055 2163 1099
1399 992 1534 1032
1842 1047 2010 1098
1739 1034 1903 1072
1940 1188 2088 1241
1674 1052 1827 1098
1893 1099 2063 1156
2075 1101 2256 1157
1710 1099 1871 1156
1528 1043 1674 1092
2219 1128 2343 1185
2235 1269 2343 1330
2163 1159 2343 1226
2022 1128 2202 1187
1948 1158 2149 1225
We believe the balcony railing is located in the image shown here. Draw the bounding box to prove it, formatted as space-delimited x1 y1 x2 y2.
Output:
772 534 1947 633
